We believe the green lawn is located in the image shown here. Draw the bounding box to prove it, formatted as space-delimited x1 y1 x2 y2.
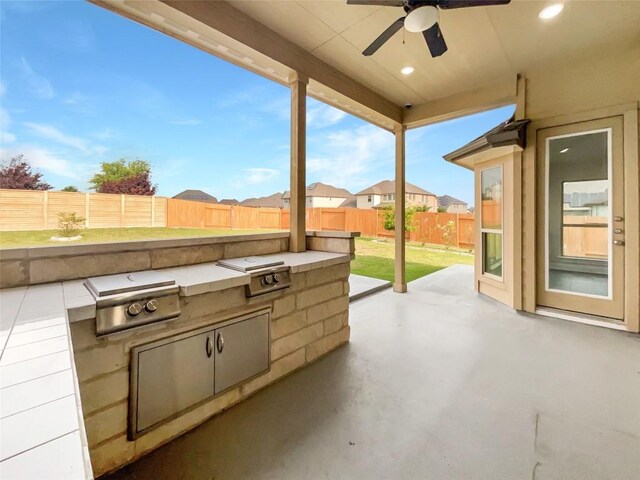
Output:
0 227 281 249
351 237 474 282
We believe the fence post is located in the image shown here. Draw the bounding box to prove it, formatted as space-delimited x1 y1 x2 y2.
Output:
151 196 156 228
43 191 48 229
120 195 125 227
85 193 90 228
456 213 460 248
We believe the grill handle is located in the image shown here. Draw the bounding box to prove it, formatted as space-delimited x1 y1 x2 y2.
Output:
206 336 213 358
216 332 225 354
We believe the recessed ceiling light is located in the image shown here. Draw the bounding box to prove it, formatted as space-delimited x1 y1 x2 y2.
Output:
401 66 415 75
560 148 569 153
539 3 564 20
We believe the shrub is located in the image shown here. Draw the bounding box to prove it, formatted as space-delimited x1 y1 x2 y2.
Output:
381 205 416 232
57 212 85 237
437 220 457 249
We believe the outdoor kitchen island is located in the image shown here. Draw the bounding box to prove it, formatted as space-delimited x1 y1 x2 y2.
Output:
0 231 356 478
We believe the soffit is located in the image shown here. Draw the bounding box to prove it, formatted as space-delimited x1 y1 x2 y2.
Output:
95 0 640 128
232 0 640 105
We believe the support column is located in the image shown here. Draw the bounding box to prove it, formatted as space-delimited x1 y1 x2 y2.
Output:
393 124 407 293
290 72 308 252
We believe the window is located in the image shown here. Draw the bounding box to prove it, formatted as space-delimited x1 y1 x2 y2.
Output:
481 166 503 279
367 195 372 202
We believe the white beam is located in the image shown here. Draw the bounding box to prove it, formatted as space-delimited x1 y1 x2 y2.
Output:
393 124 407 293
290 73 307 253
403 77 518 129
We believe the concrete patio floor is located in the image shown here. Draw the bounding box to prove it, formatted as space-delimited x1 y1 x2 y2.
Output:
348 273 391 302
105 265 640 480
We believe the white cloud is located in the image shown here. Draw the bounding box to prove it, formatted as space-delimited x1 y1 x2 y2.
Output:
242 167 279 185
1 108 11 129
0 108 16 144
307 101 347 129
23 122 88 151
169 119 202 126
0 146 83 180
64 92 87 106
92 128 113 141
1 132 16 144
307 124 394 188
20 57 54 99
91 145 109 156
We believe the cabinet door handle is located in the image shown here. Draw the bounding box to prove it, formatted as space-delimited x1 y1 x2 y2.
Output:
206 336 213 358
216 332 224 353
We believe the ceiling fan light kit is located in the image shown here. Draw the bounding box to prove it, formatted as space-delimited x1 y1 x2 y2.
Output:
404 6 439 33
347 0 512 58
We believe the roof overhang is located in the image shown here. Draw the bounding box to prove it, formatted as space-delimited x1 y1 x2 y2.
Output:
90 1 639 131
443 118 529 170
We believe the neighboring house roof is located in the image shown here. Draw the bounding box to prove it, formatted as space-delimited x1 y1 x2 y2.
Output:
240 192 286 208
282 182 352 199
218 198 239 205
173 189 218 204
438 195 468 208
355 180 435 197
443 117 530 166
339 197 357 208
563 191 608 208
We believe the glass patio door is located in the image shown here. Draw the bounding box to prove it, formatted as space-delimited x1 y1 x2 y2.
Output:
536 117 625 320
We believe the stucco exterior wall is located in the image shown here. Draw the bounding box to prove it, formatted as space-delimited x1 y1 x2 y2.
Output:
520 47 640 331
308 196 348 208
356 194 380 209
445 204 468 214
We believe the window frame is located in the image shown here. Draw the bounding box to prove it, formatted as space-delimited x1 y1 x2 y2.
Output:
480 164 504 281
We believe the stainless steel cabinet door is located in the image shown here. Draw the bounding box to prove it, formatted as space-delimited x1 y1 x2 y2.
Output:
214 313 269 393
135 330 215 433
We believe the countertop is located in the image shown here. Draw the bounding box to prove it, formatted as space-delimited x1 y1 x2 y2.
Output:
0 250 350 479
0 285 94 479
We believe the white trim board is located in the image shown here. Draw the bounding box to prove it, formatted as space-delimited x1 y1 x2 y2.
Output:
535 307 626 331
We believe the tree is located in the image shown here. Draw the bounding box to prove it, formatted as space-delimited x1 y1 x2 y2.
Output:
89 159 157 195
61 186 79 192
98 172 157 195
381 205 416 232
0 155 52 190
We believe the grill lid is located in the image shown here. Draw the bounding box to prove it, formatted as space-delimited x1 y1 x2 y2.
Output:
86 271 176 297
217 256 284 273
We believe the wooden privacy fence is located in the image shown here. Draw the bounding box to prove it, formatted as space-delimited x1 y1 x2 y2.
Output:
0 189 167 231
562 215 608 258
166 200 475 248
0 190 475 249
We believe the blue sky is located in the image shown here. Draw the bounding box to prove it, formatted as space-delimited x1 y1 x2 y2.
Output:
0 1 513 206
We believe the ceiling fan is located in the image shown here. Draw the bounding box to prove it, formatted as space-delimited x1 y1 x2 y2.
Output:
346 0 511 58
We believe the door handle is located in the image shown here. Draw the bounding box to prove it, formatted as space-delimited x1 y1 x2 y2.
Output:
205 336 213 358
216 332 224 353
613 240 625 246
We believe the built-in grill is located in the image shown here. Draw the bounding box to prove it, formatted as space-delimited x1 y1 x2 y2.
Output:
217 256 292 297
86 271 181 336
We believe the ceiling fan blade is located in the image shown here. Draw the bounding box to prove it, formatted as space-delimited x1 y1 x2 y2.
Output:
438 0 510 9
362 17 405 56
423 22 448 57
347 0 405 6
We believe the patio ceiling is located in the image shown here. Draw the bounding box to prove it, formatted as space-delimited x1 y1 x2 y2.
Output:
94 1 640 130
